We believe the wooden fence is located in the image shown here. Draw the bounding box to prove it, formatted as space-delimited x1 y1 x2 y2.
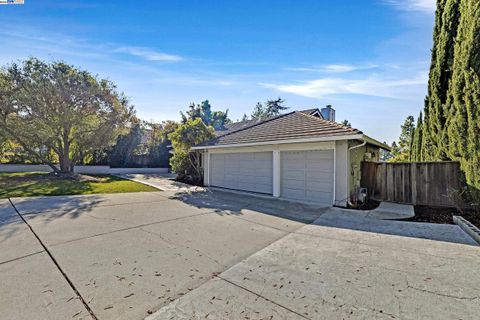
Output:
361 161 463 207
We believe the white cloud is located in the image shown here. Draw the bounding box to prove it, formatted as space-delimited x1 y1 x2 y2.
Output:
286 63 378 73
384 0 436 13
114 46 183 62
261 72 427 99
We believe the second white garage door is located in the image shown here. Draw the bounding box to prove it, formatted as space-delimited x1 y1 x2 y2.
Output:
210 152 273 194
281 150 334 204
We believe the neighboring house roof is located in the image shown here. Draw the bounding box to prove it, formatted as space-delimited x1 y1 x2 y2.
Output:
298 108 323 118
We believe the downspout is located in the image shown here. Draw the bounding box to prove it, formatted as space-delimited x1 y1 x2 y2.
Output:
347 139 367 206
348 139 367 152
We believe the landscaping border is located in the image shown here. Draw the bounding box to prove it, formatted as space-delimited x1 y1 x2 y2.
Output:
0 164 168 175
453 216 480 245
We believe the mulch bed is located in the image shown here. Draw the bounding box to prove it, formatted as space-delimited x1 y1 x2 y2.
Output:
406 205 480 228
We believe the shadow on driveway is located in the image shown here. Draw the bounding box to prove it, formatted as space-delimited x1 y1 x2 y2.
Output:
312 207 477 246
169 189 329 224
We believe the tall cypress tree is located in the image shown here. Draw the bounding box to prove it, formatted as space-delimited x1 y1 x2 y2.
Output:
445 0 480 188
421 0 461 161
411 112 423 162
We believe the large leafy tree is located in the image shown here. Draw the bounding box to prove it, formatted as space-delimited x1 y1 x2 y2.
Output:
168 118 215 183
180 100 230 130
109 121 143 168
148 120 179 168
0 58 133 173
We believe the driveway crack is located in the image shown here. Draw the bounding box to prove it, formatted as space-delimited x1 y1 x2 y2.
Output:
405 279 479 300
8 198 98 320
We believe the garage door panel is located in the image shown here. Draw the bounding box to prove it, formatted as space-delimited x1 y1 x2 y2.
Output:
255 168 273 177
254 176 273 185
253 161 273 169
306 171 333 181
282 188 305 200
282 152 305 161
306 191 332 203
306 180 332 192
256 185 272 194
210 152 273 194
282 179 305 189
254 153 272 161
306 152 332 160
238 153 254 160
282 158 304 167
306 160 333 171
282 170 305 180
281 150 334 205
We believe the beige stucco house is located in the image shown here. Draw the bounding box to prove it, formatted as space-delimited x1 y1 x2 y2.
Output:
192 108 389 207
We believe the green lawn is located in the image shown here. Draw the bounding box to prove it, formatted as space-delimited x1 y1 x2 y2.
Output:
0 172 158 198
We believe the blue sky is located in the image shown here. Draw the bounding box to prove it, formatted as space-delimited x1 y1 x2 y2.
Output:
0 0 435 143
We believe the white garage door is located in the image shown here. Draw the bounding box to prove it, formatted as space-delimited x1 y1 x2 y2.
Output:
281 150 334 204
210 152 273 194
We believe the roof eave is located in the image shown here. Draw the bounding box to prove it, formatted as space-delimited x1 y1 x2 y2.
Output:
362 135 391 151
191 133 364 150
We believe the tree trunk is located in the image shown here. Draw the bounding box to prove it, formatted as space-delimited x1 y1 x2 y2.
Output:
59 154 72 173
59 127 74 173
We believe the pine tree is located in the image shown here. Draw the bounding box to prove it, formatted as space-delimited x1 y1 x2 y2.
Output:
398 116 415 153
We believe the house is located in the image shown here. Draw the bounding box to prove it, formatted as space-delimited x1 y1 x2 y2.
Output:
192 107 389 207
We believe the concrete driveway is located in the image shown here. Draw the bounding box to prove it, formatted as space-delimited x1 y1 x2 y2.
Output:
1 176 478 320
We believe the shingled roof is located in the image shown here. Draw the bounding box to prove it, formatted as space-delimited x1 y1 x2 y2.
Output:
195 111 362 147
215 108 322 137
214 115 281 137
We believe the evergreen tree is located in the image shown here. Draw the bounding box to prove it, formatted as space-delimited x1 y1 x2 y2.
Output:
251 98 288 119
398 116 415 153
445 0 480 188
415 0 480 189
410 112 423 162
421 0 461 161
265 98 288 116
180 100 230 130
251 102 265 119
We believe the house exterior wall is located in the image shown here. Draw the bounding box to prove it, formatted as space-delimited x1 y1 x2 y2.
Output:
334 140 348 207
348 142 381 197
201 140 349 206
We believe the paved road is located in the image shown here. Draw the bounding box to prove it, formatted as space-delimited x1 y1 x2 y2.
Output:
1 177 478 320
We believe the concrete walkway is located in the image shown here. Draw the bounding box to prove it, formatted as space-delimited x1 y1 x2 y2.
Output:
368 201 415 220
1 177 479 320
